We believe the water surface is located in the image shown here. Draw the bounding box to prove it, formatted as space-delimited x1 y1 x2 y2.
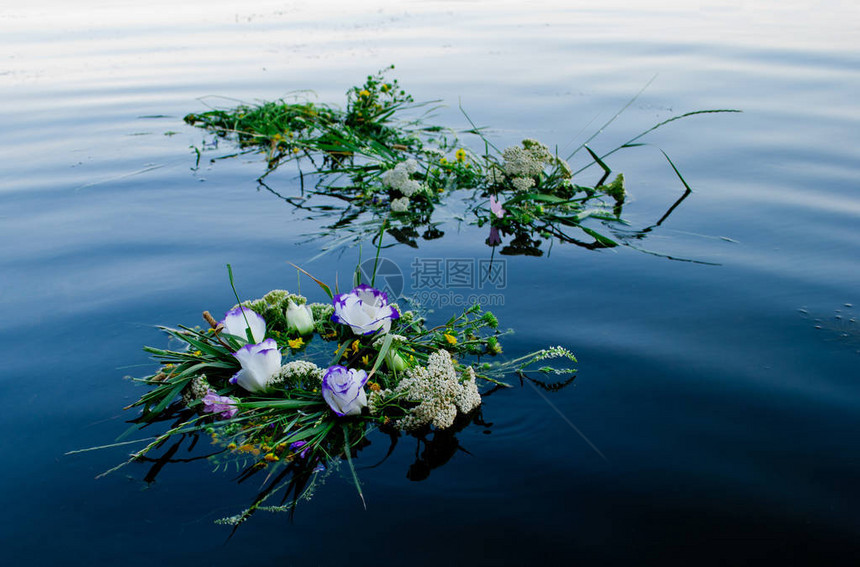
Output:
1 1 859 564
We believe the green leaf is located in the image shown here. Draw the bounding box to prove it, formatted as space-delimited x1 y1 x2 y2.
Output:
580 227 618 247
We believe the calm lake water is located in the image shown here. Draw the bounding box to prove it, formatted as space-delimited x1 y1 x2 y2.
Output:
2 1 859 564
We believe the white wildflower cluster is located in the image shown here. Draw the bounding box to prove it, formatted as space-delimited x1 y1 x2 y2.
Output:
273 360 324 386
367 387 390 415
393 350 481 431
533 345 577 362
261 289 307 307
372 334 407 347
521 138 554 163
383 159 426 212
182 374 211 405
502 144 545 178
390 196 410 213
309 302 335 334
511 176 536 192
494 139 572 191
454 365 481 414
528 345 578 374
485 165 506 185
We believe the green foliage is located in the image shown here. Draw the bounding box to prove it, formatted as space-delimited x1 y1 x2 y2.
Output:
185 68 738 259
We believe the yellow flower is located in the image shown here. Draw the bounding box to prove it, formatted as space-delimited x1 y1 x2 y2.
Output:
192 350 202 356
264 453 279 462
444 333 457 345
227 443 237 451
272 133 283 143
351 339 360 354
439 157 448 165
288 337 304 349
359 89 371 97
361 354 370 366
368 382 381 392
292 147 300 154
455 148 466 162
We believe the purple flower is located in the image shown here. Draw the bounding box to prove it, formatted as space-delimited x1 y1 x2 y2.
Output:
489 195 506 219
486 226 502 246
321 365 369 416
289 441 310 459
202 390 238 419
221 306 266 344
331 284 400 335
230 338 282 393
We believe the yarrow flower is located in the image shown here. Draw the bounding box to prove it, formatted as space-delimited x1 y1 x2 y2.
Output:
497 138 571 189
391 350 481 430
273 360 324 384
383 159 424 200
390 196 410 213
321 365 369 416
502 146 544 178
221 306 266 343
230 338 282 393
332 284 400 335
511 176 536 192
485 165 506 185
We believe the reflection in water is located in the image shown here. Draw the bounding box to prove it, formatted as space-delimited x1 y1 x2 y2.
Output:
119 370 569 531
127 404 491 528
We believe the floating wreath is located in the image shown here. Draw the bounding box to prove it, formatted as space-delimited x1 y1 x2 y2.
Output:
185 66 737 258
101 264 575 526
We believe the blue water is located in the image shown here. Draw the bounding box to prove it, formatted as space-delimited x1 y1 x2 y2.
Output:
2 1 859 564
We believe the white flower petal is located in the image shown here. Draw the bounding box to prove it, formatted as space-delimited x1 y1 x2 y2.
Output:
222 307 266 343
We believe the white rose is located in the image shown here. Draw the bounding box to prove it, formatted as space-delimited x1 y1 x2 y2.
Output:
285 299 315 336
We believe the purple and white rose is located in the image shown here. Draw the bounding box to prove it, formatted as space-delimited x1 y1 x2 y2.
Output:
230 338 282 393
221 306 267 344
321 365 369 416
331 284 400 335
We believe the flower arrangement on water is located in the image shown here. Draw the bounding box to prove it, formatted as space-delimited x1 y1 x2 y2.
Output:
476 138 628 253
185 67 737 258
118 265 576 524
